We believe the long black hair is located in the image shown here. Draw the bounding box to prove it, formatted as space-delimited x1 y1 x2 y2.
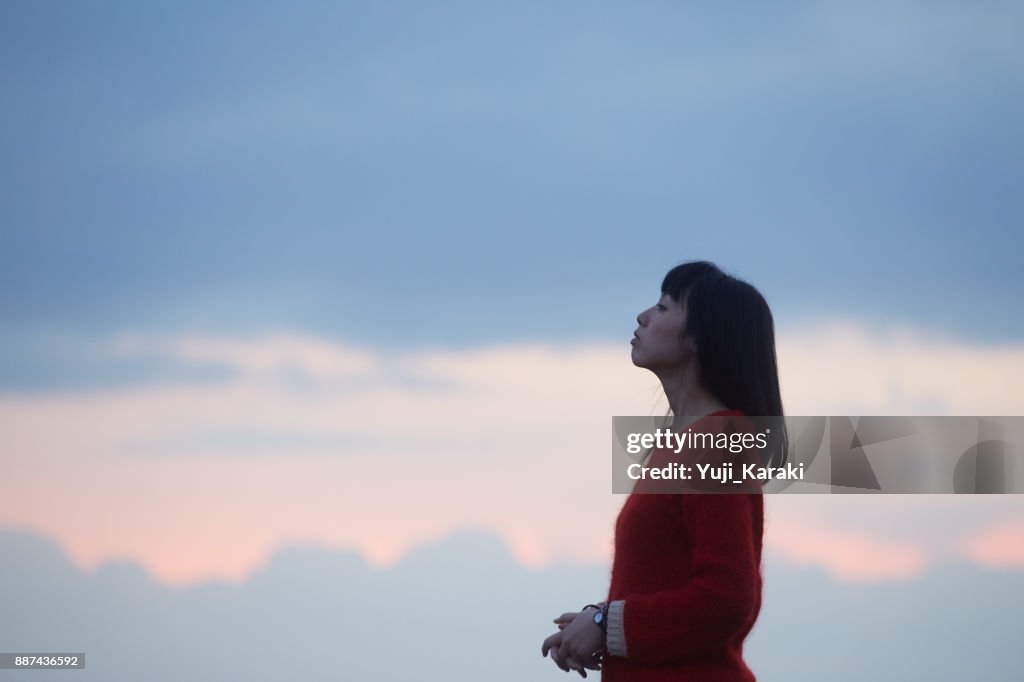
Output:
658 260 789 470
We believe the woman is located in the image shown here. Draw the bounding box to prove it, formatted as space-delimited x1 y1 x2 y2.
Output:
541 260 788 681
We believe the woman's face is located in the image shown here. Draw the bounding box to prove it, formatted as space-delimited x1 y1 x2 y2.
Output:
631 293 691 370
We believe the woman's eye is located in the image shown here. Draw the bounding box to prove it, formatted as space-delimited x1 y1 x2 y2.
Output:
656 304 667 311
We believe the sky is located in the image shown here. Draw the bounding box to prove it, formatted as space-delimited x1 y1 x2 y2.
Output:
2 1 1023 680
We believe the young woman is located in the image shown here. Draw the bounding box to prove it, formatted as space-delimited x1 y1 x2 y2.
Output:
541 260 788 681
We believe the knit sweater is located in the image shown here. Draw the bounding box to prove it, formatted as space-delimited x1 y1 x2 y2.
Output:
601 409 764 682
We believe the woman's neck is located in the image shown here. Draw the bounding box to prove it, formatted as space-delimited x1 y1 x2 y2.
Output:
658 371 728 430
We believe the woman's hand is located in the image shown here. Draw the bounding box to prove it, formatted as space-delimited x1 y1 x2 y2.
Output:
541 608 605 677
554 610 577 630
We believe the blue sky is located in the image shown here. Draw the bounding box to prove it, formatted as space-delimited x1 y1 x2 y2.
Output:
3 0 1023 392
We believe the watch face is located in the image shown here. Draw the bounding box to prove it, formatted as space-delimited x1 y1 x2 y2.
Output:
593 612 604 624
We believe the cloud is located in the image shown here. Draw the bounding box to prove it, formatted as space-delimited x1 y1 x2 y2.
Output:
111 330 381 381
1 318 1023 585
776 318 1024 415
960 516 1024 569
4 525 1021 682
765 515 928 582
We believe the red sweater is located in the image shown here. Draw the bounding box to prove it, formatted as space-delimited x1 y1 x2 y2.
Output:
602 410 764 681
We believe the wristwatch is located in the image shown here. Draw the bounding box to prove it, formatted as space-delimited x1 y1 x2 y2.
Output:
586 603 609 635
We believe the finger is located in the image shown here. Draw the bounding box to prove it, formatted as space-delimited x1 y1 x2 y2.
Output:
549 646 562 670
541 632 561 657
566 653 588 678
550 645 570 672
563 648 582 672
575 649 602 671
554 611 577 624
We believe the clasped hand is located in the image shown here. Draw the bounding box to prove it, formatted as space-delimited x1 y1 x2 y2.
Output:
540 608 605 677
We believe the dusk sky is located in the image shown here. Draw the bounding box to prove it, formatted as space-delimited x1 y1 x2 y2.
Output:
2 1 1023 680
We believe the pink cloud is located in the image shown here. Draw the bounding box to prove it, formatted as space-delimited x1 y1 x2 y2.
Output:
765 516 928 582
960 517 1024 568
3 324 1024 586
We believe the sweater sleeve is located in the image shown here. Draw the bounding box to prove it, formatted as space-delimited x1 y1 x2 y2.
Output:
620 493 760 664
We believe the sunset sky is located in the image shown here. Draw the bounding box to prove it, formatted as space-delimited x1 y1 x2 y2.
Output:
2 1 1023 680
